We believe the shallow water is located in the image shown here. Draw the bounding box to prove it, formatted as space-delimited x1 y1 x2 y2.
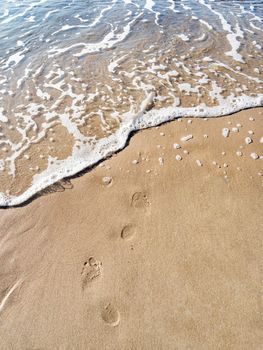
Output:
0 0 262 206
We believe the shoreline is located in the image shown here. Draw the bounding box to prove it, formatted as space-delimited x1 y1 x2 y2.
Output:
1 103 263 207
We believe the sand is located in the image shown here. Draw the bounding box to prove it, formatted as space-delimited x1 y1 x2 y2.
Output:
0 108 262 350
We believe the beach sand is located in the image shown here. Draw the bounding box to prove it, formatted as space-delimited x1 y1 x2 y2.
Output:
0 108 262 349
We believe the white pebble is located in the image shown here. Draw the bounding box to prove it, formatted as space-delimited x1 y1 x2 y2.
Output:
158 157 164 165
180 134 193 142
222 128 230 138
187 120 192 124
222 151 226 156
196 160 203 167
132 159 139 165
249 117 255 121
250 152 259 160
260 137 263 144
173 143 181 149
203 134 208 139
248 130 254 135
236 151 243 157
232 127 239 133
160 132 165 136
176 155 182 161
183 150 189 154
102 176 112 186
24 154 30 160
245 137 252 145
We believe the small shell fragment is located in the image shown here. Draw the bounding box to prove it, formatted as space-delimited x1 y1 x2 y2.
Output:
102 176 112 186
245 137 252 145
175 155 182 161
173 143 181 149
180 134 193 142
196 160 203 167
250 153 259 160
222 128 230 138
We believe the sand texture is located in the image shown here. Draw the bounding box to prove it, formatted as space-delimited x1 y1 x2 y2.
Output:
0 108 262 349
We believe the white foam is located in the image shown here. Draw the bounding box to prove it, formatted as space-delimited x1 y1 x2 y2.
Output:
2 93 262 207
2 51 25 69
49 13 142 58
199 19 213 31
43 9 59 21
195 33 206 42
36 88 50 101
145 0 154 12
108 54 128 74
1 0 48 24
177 34 189 42
199 0 244 62
0 108 8 123
167 0 178 13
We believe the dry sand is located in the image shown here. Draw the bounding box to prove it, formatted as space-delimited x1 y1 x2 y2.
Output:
0 108 262 350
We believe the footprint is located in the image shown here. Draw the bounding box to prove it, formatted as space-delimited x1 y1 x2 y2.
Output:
101 303 120 327
121 224 136 240
131 191 149 209
81 257 101 289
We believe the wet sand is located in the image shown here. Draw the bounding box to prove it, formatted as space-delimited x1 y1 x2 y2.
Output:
0 108 262 349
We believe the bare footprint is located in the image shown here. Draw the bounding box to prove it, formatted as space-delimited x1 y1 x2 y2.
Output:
131 191 150 209
81 257 101 289
101 303 120 327
121 224 136 240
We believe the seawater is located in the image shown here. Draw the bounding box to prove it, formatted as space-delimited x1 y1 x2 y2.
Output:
0 0 262 206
